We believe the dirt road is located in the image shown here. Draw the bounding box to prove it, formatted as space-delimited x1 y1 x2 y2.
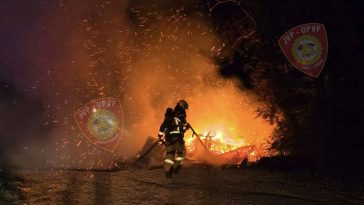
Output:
14 166 363 205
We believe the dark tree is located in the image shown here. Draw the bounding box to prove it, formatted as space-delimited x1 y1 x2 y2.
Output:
211 0 364 181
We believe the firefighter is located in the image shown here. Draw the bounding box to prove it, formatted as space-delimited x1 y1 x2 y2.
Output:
158 100 189 178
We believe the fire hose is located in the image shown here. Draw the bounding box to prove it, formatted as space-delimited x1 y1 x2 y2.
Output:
188 124 212 153
136 137 166 162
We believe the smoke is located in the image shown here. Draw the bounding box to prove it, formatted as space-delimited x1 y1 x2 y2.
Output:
0 0 274 169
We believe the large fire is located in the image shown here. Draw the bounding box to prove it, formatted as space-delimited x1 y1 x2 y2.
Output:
184 128 269 165
175 83 275 166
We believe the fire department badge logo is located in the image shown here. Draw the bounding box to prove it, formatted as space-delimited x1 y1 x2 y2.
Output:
278 23 328 77
74 98 123 152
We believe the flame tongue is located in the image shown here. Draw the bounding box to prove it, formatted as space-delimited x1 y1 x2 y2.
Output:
185 128 268 165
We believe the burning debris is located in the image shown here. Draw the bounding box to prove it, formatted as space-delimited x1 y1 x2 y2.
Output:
137 126 270 168
185 130 268 165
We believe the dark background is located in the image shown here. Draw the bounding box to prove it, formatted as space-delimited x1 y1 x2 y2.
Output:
213 0 364 184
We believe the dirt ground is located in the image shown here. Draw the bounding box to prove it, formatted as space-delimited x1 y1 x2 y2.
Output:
13 165 364 205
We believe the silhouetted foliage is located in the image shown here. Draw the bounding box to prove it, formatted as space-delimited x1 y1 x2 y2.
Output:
212 0 364 180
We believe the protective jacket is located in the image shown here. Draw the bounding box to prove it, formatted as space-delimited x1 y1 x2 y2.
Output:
158 105 188 144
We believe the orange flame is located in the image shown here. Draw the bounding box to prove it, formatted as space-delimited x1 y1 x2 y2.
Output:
185 128 270 165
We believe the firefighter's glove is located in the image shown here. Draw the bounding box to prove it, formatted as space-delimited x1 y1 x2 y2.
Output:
183 123 191 131
158 140 164 145
158 132 164 138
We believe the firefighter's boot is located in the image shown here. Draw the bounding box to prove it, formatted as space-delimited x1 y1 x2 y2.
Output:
164 145 175 178
173 142 185 174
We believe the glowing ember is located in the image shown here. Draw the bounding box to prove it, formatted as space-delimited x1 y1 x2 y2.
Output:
7 1 276 170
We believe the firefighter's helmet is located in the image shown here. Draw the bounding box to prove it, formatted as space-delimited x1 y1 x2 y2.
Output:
177 99 189 110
